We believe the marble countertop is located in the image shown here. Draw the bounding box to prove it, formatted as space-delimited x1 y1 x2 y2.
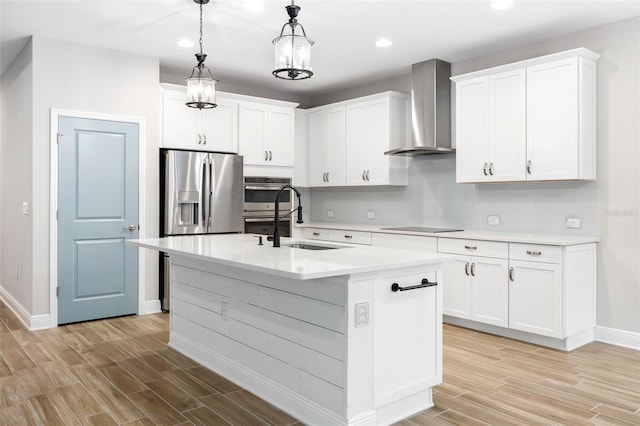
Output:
297 223 599 246
128 234 456 280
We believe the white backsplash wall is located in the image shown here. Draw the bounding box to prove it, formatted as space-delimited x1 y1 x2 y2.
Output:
310 154 599 236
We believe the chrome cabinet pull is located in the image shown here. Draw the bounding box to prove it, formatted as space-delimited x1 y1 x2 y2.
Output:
464 262 470 276
527 160 532 174
464 245 477 250
268 150 273 161
344 235 353 239
264 150 269 161
312 232 320 236
197 134 202 144
483 163 488 176
326 172 330 182
362 170 366 181
509 267 515 282
470 262 476 277
489 162 494 176
202 134 207 144
526 250 542 256
366 170 370 181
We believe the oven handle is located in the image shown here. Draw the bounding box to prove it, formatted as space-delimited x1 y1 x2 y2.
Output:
244 185 287 191
244 217 292 223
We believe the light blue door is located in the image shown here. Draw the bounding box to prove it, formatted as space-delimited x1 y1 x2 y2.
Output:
58 116 139 324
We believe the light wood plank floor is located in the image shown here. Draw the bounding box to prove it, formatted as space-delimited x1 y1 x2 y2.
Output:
0 299 638 425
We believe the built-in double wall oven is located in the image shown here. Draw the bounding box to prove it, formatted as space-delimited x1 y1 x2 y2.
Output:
243 177 292 238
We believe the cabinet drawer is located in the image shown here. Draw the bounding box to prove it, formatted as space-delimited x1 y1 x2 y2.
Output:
510 243 562 264
328 229 372 245
303 228 329 240
438 238 508 258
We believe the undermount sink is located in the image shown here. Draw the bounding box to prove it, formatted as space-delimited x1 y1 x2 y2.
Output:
284 242 342 250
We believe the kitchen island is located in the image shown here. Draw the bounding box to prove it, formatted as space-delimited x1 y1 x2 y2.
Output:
129 234 456 425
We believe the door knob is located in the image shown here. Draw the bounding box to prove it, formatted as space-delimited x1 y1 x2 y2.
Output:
126 225 137 231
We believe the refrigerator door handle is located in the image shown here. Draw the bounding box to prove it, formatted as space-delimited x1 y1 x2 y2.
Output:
208 157 215 230
202 156 209 228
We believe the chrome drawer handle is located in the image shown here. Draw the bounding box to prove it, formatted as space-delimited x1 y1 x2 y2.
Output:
313 232 320 236
391 278 437 292
509 267 515 282
464 245 477 250
464 262 470 276
344 235 353 239
526 250 542 256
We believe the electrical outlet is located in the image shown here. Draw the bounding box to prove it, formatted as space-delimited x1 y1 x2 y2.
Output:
566 217 582 229
367 211 376 220
354 302 369 328
327 210 334 218
488 215 500 226
22 202 30 215
220 301 229 321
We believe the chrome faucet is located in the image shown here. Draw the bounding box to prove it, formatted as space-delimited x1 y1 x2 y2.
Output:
273 184 303 247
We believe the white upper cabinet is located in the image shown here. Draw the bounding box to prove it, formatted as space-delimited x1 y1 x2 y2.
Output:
308 106 346 186
452 48 599 183
161 85 238 153
239 101 296 167
306 92 409 188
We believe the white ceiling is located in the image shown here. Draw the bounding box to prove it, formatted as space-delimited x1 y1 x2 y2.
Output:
1 0 638 97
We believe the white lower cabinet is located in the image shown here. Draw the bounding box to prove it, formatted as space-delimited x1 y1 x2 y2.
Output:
508 259 562 338
438 239 509 328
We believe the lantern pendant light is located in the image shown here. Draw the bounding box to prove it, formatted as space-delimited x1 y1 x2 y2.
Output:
186 0 217 109
272 0 314 80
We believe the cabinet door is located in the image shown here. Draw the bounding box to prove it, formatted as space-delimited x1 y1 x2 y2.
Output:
442 258 471 319
325 107 346 185
470 257 509 327
489 69 526 181
199 97 238 153
526 58 579 180
239 104 267 165
367 99 391 185
308 110 331 186
373 270 440 407
455 77 489 182
268 107 295 166
162 90 200 149
509 260 563 338
345 102 370 185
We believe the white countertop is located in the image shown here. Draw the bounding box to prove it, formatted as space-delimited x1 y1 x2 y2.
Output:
128 234 456 280
297 223 599 246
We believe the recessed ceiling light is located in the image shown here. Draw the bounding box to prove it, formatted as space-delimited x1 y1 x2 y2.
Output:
376 38 393 48
244 1 265 13
176 39 194 48
491 0 514 10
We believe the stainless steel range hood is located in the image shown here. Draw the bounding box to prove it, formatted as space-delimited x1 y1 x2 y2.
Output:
385 59 454 156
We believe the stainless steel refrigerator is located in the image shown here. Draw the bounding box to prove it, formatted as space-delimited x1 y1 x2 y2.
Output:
160 149 243 311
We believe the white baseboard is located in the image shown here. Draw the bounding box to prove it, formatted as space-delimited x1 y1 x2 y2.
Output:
0 285 52 330
142 300 162 315
595 326 640 350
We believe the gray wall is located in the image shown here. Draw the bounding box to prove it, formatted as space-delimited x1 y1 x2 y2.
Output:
0 41 34 312
0 36 160 318
308 17 640 334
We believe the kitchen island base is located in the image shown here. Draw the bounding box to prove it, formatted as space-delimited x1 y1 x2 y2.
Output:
169 254 443 425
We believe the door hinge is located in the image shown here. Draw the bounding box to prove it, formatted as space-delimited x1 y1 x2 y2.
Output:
56 287 59 297
57 133 63 144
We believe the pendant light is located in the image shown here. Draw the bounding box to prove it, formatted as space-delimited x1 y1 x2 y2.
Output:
272 0 314 80
186 0 217 109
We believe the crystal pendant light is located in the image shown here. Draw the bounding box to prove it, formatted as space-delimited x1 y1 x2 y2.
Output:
186 0 217 109
272 0 314 80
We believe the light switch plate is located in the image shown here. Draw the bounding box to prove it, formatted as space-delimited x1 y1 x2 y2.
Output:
327 210 334 218
488 215 500 226
220 301 229 320
566 217 582 229
22 202 30 215
367 211 376 220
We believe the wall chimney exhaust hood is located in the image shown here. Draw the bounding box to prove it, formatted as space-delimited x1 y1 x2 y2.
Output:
385 59 454 156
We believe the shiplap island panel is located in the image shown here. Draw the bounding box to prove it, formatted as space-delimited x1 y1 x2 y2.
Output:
128 234 456 425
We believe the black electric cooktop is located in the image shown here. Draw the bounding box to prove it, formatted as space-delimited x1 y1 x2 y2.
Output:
380 226 463 233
